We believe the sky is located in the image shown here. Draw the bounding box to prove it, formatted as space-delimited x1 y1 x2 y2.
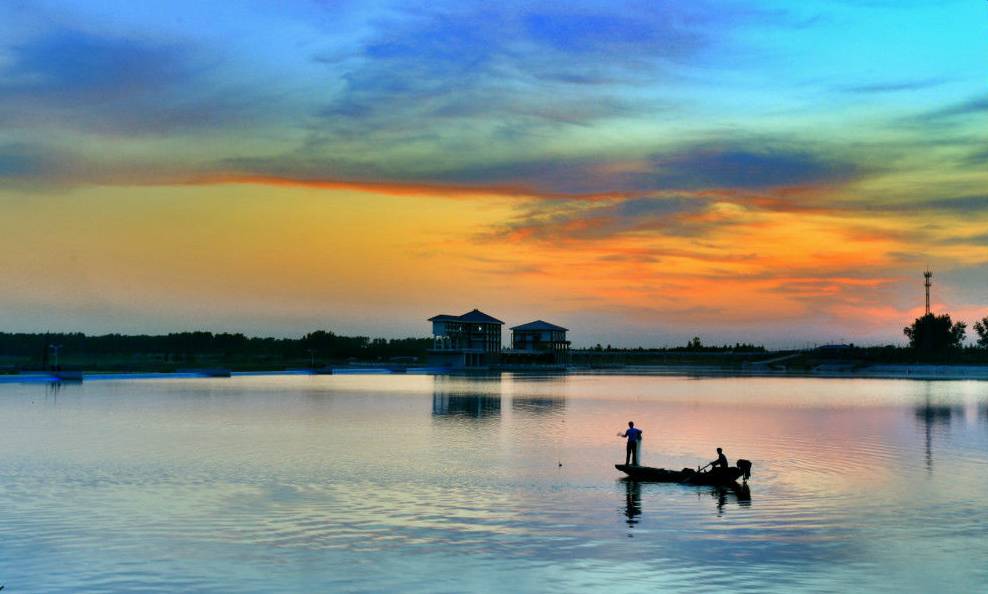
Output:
1 0 986 347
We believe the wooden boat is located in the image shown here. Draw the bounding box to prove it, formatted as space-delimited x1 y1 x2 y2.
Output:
615 460 751 487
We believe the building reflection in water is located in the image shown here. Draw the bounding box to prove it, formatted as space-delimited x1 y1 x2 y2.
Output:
431 375 502 420
432 392 501 418
511 397 566 417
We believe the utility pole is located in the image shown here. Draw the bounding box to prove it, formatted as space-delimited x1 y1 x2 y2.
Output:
924 269 933 316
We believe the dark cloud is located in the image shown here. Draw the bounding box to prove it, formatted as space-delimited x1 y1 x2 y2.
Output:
964 147 988 166
435 141 866 194
228 138 867 198
494 195 717 242
843 194 988 215
0 146 45 178
0 140 216 189
2 30 189 98
927 96 988 119
936 232 988 246
907 95 988 126
0 28 258 136
0 143 80 186
841 78 948 94
651 145 865 190
927 195 988 212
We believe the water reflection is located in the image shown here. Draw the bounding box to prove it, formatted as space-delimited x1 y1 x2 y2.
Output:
432 393 501 419
915 398 964 473
619 479 752 528
511 397 565 417
1 374 986 593
709 484 752 515
914 404 961 424
43 379 82 402
46 381 63 400
506 372 569 382
622 480 642 529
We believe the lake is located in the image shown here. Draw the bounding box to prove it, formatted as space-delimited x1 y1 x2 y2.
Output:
0 373 986 593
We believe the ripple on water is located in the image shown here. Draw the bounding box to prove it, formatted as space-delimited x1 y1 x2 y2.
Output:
0 374 987 593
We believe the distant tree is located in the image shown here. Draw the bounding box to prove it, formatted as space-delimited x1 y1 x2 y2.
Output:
974 316 988 348
686 337 703 351
903 313 967 353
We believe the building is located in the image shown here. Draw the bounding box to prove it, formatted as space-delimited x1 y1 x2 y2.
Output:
510 320 570 354
428 309 504 368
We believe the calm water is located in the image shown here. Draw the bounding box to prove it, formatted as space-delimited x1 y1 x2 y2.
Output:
1 373 987 593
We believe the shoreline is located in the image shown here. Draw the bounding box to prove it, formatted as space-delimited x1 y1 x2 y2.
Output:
5 363 988 383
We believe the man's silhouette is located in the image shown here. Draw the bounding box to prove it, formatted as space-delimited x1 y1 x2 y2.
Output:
618 421 643 465
709 447 729 470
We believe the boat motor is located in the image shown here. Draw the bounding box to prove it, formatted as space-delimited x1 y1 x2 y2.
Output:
736 459 752 482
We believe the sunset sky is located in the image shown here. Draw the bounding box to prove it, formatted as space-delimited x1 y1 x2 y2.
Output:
1 1 986 346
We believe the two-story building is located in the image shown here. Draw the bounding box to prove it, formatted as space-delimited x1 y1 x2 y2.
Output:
510 320 570 353
427 309 504 368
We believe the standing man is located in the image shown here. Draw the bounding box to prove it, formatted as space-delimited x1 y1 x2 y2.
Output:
618 421 643 466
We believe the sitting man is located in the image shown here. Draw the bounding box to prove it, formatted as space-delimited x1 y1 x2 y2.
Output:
708 447 729 471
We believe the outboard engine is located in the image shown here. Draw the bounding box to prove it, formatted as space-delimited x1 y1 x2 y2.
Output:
736 459 752 482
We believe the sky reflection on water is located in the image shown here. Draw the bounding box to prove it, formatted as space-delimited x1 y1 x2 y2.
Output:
0 373 986 593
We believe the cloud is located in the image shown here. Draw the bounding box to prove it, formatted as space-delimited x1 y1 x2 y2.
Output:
0 142 90 187
964 147 988 166
0 145 46 178
650 144 865 191
222 138 867 199
843 194 988 215
307 7 672 152
452 142 866 195
0 28 259 136
936 232 988 246
2 29 188 97
0 1 870 200
908 94 988 126
921 195 988 212
841 78 948 94
0 141 217 189
494 195 719 242
302 1 786 157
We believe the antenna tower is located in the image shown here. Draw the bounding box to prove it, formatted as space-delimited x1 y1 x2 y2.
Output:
923 269 933 315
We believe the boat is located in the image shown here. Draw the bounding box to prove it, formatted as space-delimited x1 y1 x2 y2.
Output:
615 460 751 487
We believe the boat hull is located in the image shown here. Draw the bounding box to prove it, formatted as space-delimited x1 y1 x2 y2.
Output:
615 464 744 486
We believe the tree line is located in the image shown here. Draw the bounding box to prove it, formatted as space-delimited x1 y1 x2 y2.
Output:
0 330 433 369
582 337 766 353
